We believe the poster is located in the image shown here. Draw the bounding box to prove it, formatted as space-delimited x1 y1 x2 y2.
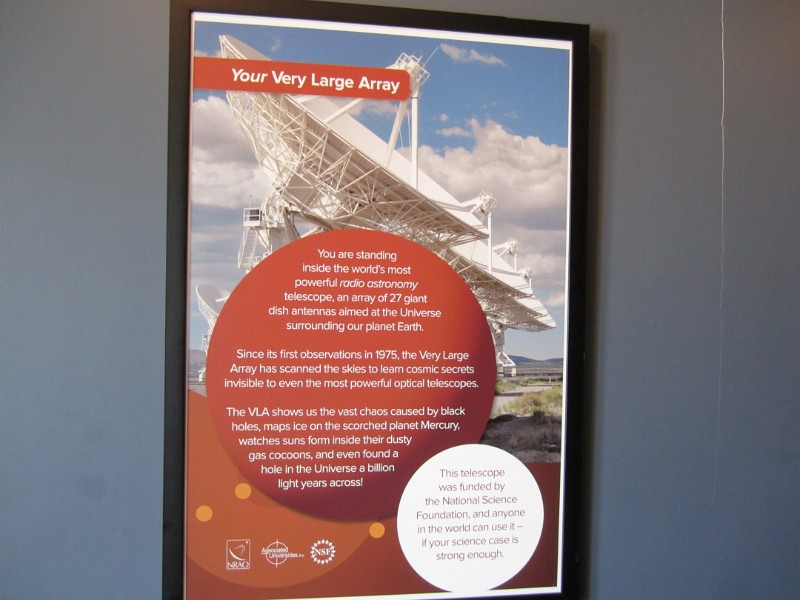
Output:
171 4 587 599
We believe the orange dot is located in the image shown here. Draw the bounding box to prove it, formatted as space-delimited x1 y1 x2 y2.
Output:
235 483 252 499
195 505 213 522
369 522 385 538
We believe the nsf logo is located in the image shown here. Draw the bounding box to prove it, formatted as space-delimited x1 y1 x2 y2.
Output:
310 539 336 565
226 539 251 570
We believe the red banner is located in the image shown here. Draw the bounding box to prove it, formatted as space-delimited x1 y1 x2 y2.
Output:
193 57 410 101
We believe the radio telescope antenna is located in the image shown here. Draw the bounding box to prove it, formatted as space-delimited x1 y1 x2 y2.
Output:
216 35 556 374
195 284 229 381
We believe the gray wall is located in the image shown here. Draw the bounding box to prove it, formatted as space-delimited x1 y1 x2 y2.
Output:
1 1 798 598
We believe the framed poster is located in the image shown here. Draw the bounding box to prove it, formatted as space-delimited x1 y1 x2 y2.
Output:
164 1 588 599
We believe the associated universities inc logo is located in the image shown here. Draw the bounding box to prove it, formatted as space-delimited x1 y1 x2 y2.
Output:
226 539 251 570
261 540 305 567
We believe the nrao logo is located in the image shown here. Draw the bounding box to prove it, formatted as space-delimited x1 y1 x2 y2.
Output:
226 539 251 570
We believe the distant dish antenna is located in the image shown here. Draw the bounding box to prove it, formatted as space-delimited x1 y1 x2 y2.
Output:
196 284 229 381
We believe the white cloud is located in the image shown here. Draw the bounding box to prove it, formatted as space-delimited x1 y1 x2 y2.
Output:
361 99 402 117
418 119 568 231
517 247 567 301
436 126 471 138
187 95 272 348
416 119 569 322
440 43 506 66
190 96 272 209
192 96 258 163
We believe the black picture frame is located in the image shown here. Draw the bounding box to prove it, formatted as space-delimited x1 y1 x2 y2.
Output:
165 1 588 598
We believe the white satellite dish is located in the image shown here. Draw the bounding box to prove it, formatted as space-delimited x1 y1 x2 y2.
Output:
195 284 229 381
213 35 556 371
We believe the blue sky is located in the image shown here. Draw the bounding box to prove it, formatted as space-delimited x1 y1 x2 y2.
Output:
193 18 570 148
188 15 573 361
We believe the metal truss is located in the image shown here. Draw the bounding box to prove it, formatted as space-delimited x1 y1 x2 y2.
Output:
218 35 556 352
226 88 486 252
